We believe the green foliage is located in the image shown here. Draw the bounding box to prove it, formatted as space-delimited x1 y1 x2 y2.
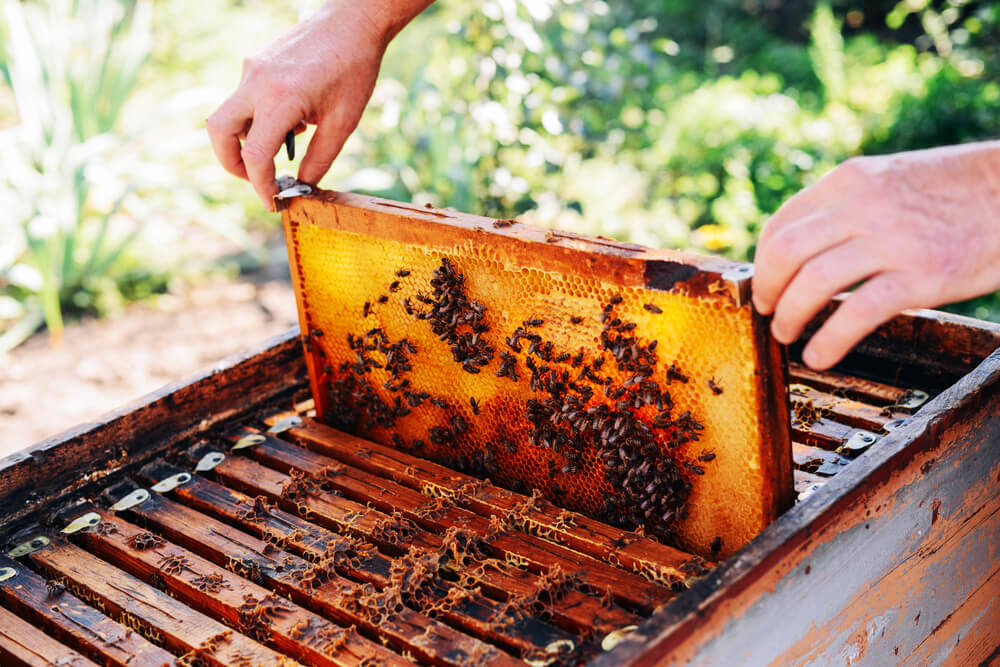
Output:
0 0 259 351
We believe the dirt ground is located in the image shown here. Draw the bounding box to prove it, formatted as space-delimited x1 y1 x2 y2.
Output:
1 270 299 458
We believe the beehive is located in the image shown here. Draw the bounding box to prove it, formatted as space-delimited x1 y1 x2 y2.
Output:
279 190 792 558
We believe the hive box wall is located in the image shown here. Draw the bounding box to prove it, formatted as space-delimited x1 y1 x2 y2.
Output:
279 191 793 558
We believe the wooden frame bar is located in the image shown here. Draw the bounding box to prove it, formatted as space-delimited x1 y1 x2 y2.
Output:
223 428 675 614
0 604 99 667
134 461 577 658
0 553 175 666
257 416 706 589
21 538 294 666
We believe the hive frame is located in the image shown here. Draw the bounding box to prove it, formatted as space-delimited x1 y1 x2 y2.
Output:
278 190 793 558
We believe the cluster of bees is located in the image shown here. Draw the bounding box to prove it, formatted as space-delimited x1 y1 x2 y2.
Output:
315 255 718 542
414 257 495 375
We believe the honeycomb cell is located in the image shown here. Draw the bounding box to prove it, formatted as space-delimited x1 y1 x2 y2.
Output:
281 192 792 559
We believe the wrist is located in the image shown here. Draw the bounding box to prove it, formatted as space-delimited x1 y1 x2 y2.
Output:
318 0 431 49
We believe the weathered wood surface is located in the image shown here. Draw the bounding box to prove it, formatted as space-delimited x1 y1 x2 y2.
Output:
0 328 306 530
105 488 520 666
23 538 295 666
788 362 909 405
208 454 647 638
226 428 674 615
598 347 1000 666
801 302 1000 390
0 603 99 667
66 504 409 667
0 553 176 666
258 415 705 589
135 462 576 658
789 385 902 431
792 416 857 450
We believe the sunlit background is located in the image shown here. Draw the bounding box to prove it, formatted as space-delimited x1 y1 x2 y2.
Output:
1 0 998 448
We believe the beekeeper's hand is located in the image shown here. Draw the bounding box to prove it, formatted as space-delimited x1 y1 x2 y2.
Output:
753 140 1000 370
207 0 433 210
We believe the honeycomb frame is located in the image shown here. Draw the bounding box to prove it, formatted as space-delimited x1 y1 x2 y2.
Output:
279 190 793 559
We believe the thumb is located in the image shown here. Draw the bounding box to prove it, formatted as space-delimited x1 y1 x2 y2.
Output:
297 118 351 186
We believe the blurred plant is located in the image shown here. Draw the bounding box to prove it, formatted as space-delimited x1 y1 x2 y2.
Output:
0 0 252 352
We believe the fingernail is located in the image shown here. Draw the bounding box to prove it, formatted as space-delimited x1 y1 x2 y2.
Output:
802 346 820 369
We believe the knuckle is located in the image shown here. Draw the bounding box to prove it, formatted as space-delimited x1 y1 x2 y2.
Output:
242 56 262 77
837 156 868 180
768 226 803 263
240 143 270 166
852 278 901 318
799 258 831 287
205 112 225 134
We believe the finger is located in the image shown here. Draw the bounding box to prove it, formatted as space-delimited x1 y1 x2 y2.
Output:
270 122 308 149
758 168 845 247
770 238 883 344
752 211 855 315
298 117 352 185
206 95 253 180
242 102 304 210
801 272 913 370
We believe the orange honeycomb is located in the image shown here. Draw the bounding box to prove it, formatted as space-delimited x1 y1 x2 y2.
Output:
280 191 792 559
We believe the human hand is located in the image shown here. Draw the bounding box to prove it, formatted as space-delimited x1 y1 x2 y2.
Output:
752 141 1000 370
206 2 393 210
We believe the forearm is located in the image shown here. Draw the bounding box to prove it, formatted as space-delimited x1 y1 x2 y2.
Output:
319 0 435 48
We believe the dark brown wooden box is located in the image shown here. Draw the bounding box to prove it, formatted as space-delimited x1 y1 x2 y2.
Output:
2 306 998 665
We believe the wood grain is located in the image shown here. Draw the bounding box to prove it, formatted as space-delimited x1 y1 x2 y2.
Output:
259 415 707 590
0 604 99 667
135 462 575 659
67 504 405 667
0 553 175 666
23 538 296 666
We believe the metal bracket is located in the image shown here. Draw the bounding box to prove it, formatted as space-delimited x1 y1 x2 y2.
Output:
8 536 50 558
62 512 101 534
233 433 266 451
816 456 850 477
267 416 303 435
524 639 576 666
838 429 878 455
111 489 150 512
602 625 639 652
897 389 930 411
883 418 908 433
151 472 192 493
0 567 16 582
275 175 312 199
195 452 225 472
797 482 825 502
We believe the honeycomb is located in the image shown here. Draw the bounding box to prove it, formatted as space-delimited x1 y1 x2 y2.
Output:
280 191 792 559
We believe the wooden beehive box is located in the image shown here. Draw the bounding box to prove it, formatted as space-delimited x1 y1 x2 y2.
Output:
0 194 997 665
